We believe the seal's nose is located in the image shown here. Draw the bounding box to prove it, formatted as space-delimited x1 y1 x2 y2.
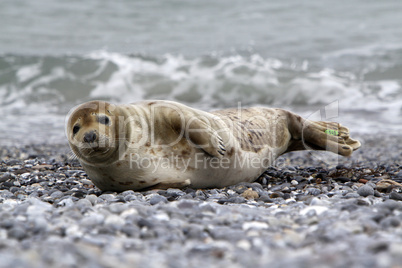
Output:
83 131 97 143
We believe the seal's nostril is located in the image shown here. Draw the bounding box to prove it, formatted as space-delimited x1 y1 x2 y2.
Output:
83 131 97 143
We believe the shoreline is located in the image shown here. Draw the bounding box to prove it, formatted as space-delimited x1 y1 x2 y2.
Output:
0 134 401 267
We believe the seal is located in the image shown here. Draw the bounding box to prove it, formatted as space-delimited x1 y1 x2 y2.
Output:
66 100 361 191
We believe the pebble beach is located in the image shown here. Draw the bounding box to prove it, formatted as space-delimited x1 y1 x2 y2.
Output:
0 134 401 268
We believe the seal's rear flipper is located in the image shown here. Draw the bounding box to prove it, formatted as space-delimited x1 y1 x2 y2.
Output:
302 120 361 156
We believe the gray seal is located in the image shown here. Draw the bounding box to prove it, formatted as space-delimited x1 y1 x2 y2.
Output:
66 100 361 191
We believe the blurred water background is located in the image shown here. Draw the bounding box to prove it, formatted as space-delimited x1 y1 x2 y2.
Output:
1 0 401 145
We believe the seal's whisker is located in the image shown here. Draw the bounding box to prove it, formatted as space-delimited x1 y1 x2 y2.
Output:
67 151 78 161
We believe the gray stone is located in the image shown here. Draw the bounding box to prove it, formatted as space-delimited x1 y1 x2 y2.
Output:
81 235 107 247
389 192 402 201
306 188 321 196
108 203 128 214
378 199 402 211
183 224 208 239
31 217 49 234
80 213 105 228
50 190 64 199
8 226 27 240
357 185 375 197
121 190 136 196
149 194 168 205
208 226 245 241
121 224 140 237
85 194 98 205
380 217 400 228
0 190 14 198
98 193 116 201
344 192 361 199
0 172 13 182
57 197 75 207
104 214 125 231
227 196 246 204
75 198 93 209
124 194 138 202
166 188 185 199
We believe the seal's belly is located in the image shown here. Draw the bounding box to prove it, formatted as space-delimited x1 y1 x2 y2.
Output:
83 144 277 191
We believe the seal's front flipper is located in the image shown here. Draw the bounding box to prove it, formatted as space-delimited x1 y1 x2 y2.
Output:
185 118 226 158
159 104 226 158
302 120 361 156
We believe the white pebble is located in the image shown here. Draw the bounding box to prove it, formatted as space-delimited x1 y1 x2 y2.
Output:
242 221 269 230
300 205 329 216
121 208 139 218
105 214 125 226
58 198 74 207
153 212 170 221
65 224 83 239
236 239 251 250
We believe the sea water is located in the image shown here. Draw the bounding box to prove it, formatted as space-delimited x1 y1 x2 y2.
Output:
0 0 401 145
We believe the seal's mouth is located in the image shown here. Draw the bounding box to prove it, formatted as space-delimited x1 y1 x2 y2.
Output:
82 141 101 149
80 145 111 158
78 132 113 157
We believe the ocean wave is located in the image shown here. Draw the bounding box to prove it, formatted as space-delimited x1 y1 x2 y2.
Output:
0 51 401 144
1 51 400 111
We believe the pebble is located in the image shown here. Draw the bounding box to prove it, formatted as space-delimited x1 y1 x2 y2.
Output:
380 217 401 228
85 194 98 205
344 193 361 199
389 192 402 201
0 172 13 182
50 190 64 199
75 198 92 209
241 188 259 199
242 221 269 230
166 188 185 199
80 213 105 228
57 197 74 207
291 180 298 185
357 185 375 197
306 188 321 196
124 194 139 202
227 196 246 204
98 194 116 201
149 194 168 205
8 226 27 240
108 203 128 214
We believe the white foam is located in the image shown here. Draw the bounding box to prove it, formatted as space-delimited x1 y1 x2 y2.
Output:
85 51 282 107
1 51 402 145
324 43 402 59
377 80 401 100
16 63 41 83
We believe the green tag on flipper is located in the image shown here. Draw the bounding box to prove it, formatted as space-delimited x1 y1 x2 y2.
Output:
325 129 339 136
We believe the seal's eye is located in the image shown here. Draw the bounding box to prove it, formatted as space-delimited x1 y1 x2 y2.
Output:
98 115 110 125
73 125 80 135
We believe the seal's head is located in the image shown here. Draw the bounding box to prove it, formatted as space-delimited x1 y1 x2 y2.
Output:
67 100 120 164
